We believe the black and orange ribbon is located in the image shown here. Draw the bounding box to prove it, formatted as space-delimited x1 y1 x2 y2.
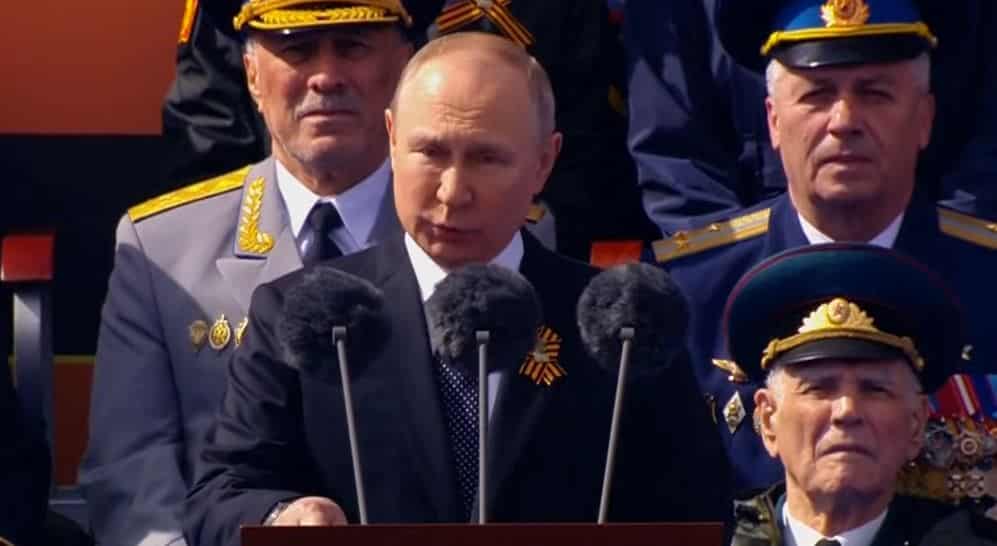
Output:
436 0 534 47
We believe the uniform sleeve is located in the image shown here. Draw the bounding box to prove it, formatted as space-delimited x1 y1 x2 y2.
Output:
161 4 268 188
79 216 190 546
939 3 997 215
0 358 50 546
184 282 319 546
624 0 782 235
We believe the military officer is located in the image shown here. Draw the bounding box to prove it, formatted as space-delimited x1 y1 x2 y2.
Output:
650 0 997 493
80 2 439 544
723 243 997 545
625 0 997 236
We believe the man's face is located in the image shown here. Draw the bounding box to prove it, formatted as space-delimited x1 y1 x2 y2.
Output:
244 26 412 176
755 359 928 502
386 53 561 269
766 60 934 216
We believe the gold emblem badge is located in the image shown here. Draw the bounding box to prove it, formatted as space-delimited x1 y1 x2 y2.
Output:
519 326 566 386
712 358 748 383
723 391 746 435
189 319 209 350
237 177 275 255
821 0 870 27
209 314 232 351
235 317 249 347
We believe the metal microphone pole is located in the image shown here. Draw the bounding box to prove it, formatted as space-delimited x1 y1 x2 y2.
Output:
598 327 635 524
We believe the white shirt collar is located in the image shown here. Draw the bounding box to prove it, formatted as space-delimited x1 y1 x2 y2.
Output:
275 158 391 247
783 502 888 546
403 232 525 303
797 212 904 248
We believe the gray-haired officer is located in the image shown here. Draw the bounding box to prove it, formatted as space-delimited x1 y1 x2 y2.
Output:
652 0 997 494
725 243 997 545
80 2 438 544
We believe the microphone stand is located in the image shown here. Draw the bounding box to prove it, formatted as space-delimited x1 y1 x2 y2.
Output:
598 327 635 524
476 330 490 524
333 326 369 524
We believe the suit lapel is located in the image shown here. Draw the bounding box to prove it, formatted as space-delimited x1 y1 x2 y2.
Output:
216 159 303 313
375 237 459 521
368 174 401 244
485 234 557 511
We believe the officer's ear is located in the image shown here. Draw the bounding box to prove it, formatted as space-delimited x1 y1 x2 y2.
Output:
754 388 780 458
905 394 930 461
243 39 263 112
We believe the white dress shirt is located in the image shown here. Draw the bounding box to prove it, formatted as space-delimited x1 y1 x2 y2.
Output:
404 231 525 420
276 158 391 256
798 212 904 248
783 502 888 546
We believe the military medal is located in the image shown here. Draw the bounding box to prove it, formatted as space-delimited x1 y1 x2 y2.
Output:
235 317 249 347
209 314 232 351
723 391 746 435
189 319 209 350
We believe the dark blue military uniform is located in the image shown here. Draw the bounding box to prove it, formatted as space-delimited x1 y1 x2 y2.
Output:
625 0 997 236
0 365 50 545
655 193 997 491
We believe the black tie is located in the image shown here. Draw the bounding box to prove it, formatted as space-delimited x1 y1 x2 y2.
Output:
302 203 343 266
434 357 478 521
815 540 841 546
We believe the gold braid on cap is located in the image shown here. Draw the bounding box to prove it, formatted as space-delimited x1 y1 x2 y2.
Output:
760 297 925 371
234 0 411 31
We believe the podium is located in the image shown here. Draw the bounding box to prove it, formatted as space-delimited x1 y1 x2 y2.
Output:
243 522 724 546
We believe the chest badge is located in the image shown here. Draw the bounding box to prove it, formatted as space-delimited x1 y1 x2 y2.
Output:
209 314 232 351
519 325 565 387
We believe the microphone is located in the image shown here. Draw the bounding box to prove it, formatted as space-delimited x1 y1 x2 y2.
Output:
576 263 689 523
425 264 542 523
277 265 391 525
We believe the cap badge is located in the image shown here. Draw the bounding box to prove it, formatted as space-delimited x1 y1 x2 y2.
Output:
821 0 871 28
761 297 925 372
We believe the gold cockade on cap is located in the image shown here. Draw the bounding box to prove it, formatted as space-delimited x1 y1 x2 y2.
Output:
821 0 871 27
760 297 924 371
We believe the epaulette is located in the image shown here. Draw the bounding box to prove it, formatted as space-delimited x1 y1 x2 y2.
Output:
128 166 251 223
652 208 771 263
938 207 997 250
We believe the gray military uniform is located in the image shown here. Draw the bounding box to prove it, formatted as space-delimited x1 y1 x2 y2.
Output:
79 157 400 546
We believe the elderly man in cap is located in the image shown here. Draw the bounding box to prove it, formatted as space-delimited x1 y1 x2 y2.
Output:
80 2 439 544
184 31 728 545
651 0 997 493
725 244 996 545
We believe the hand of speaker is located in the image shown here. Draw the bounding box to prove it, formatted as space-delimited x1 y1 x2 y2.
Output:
271 496 348 526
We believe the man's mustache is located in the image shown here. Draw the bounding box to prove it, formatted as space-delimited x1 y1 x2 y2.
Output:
295 94 362 119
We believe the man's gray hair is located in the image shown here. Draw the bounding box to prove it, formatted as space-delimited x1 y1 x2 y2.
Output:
764 52 932 96
389 31 556 139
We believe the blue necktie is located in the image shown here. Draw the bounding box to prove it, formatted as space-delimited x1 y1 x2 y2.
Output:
302 203 343 266
434 357 478 520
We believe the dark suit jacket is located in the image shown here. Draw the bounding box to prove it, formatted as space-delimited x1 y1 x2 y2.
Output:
660 194 997 492
0 364 49 545
731 483 997 545
185 233 730 546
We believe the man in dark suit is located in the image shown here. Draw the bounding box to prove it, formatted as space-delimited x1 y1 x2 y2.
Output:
724 244 996 545
185 31 728 544
0 365 49 546
649 0 997 494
